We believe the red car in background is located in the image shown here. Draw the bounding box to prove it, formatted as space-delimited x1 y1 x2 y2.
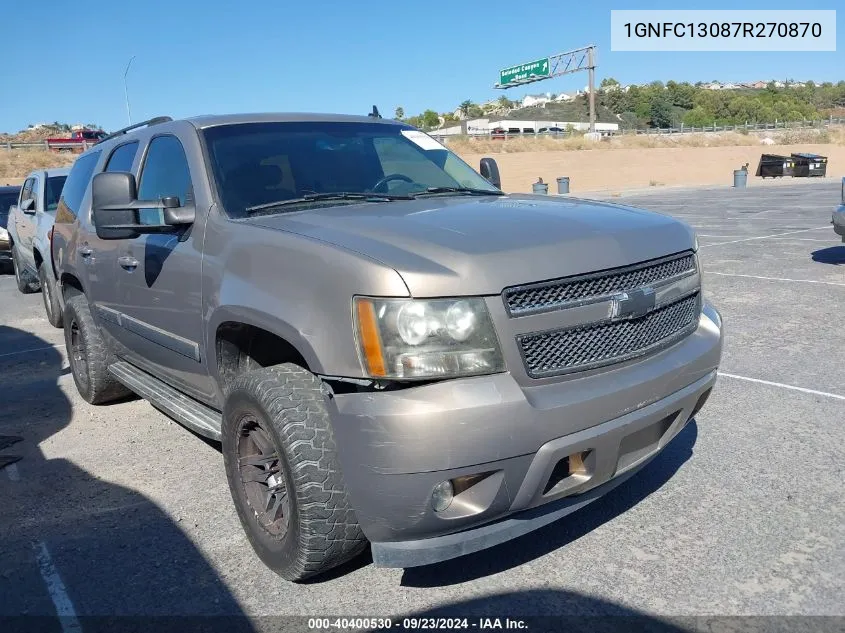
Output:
46 129 107 152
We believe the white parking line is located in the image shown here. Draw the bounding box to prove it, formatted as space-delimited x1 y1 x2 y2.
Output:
6 463 20 481
719 372 845 401
33 541 82 633
0 344 62 359
766 237 839 242
702 226 830 247
708 272 845 287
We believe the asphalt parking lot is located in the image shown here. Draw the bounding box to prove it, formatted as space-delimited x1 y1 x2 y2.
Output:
1 180 843 631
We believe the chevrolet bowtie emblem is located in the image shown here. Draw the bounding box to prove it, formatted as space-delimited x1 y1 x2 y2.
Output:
610 287 656 320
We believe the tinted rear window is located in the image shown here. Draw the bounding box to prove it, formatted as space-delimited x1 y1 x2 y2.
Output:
45 176 67 212
56 152 100 221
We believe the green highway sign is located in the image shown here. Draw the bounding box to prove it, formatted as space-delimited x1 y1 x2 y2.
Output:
499 58 550 85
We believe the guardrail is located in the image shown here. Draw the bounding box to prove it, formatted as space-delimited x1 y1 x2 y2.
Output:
428 117 845 142
0 140 96 152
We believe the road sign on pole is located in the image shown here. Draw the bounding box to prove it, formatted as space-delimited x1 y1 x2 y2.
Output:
494 45 598 134
499 58 550 86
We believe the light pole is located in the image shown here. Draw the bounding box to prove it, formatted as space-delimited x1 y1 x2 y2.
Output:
123 56 135 125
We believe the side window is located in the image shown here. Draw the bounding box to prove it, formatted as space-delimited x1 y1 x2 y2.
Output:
137 136 193 225
105 142 139 173
54 151 101 223
29 177 40 209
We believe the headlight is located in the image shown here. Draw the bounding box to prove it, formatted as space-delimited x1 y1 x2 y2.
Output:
354 297 505 379
693 233 699 252
0 227 8 240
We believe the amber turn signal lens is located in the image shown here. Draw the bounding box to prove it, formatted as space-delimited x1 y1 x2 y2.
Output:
355 299 387 377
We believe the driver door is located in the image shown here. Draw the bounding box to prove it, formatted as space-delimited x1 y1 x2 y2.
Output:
111 134 212 402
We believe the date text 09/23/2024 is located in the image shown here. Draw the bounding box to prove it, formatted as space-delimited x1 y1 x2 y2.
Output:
308 617 528 630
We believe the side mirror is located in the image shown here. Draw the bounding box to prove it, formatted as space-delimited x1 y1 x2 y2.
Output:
91 172 195 240
479 158 501 189
20 198 35 214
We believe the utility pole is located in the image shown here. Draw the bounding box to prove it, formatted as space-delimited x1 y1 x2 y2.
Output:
588 47 596 134
123 56 135 125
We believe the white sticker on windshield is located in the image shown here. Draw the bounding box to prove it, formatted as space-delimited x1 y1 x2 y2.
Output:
401 130 445 151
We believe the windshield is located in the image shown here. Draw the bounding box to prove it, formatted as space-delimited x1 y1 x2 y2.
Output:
203 121 500 218
45 176 67 212
0 191 18 228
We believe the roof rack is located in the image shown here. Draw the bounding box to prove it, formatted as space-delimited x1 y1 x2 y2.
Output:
98 116 173 144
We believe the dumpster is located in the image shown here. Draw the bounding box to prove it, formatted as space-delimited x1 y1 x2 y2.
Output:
755 154 795 178
791 153 828 177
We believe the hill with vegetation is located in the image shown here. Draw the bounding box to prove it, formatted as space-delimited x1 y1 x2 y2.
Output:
0 122 104 143
397 80 845 131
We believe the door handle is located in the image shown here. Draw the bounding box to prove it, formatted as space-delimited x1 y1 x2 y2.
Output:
118 256 139 271
79 247 93 257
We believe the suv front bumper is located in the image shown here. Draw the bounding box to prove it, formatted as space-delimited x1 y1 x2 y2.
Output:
328 301 722 568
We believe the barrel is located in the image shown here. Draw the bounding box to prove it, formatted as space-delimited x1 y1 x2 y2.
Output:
556 177 570 194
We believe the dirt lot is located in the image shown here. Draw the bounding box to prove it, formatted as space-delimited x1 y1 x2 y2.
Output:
0 181 842 630
457 144 845 194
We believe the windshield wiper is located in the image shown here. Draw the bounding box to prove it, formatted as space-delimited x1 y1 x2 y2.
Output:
245 192 412 214
410 187 504 198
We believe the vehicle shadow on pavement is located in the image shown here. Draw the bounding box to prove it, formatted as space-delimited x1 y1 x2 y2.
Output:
811 246 845 265
401 422 698 588
389 588 696 630
0 326 255 633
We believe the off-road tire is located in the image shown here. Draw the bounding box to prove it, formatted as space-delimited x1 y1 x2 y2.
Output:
11 245 39 294
63 294 131 404
222 364 367 581
39 264 63 328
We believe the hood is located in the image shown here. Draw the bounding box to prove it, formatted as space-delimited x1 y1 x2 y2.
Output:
246 194 696 297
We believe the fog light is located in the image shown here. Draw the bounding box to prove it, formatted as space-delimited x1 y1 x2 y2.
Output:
431 480 454 512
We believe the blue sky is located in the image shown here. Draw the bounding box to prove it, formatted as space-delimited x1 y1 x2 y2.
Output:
0 0 841 133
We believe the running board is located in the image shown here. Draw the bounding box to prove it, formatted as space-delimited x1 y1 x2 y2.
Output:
108 362 222 441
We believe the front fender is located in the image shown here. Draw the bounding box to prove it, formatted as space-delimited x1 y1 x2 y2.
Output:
202 215 411 395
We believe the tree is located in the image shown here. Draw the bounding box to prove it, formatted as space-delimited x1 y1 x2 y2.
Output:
667 81 695 109
497 95 514 109
649 94 673 128
467 105 484 118
394 106 404 120
421 109 440 129
458 100 474 117
682 107 712 127
600 77 620 90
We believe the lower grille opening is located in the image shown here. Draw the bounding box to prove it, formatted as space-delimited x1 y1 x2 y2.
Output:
543 450 593 495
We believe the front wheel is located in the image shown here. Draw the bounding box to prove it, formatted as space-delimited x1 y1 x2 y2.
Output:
222 364 367 581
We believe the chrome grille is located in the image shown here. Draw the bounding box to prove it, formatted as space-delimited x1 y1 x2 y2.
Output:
504 252 696 316
518 293 700 378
